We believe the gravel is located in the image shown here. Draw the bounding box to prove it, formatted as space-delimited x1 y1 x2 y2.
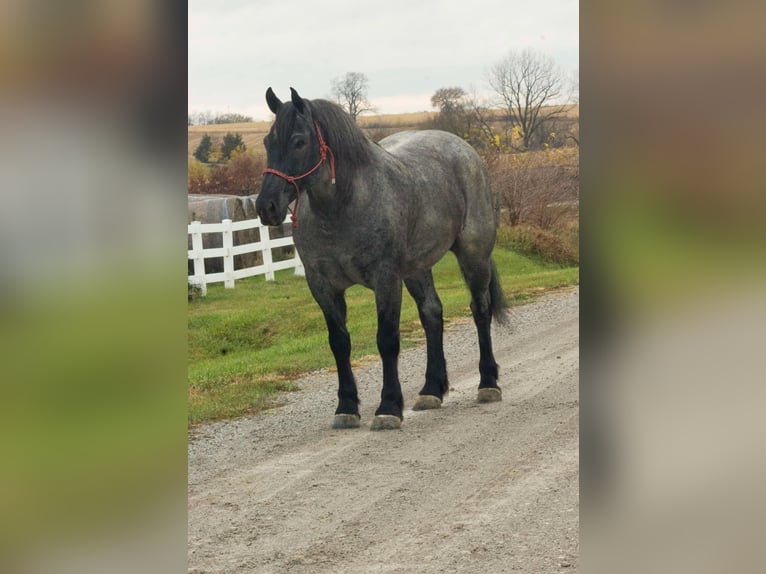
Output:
189 286 579 573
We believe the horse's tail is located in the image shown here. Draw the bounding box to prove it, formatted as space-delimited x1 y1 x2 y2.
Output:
489 259 510 325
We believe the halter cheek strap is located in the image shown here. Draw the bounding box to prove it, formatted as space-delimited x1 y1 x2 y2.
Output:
262 121 336 228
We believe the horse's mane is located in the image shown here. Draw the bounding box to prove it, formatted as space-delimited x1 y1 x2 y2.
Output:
274 97 375 185
308 98 375 172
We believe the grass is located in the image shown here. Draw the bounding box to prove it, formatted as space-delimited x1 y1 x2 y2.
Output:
188 245 578 425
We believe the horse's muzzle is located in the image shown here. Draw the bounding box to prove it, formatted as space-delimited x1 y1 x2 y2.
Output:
256 198 282 226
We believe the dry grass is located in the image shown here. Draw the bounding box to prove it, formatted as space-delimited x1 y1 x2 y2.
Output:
496 222 579 266
357 111 435 128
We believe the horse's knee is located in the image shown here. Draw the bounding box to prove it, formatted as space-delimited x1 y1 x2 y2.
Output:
376 313 401 356
421 297 443 324
376 328 400 356
328 329 351 358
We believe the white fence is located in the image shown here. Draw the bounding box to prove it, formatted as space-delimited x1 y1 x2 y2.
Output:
188 214 303 296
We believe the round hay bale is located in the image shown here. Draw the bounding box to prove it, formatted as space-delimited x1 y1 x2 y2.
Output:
187 194 261 274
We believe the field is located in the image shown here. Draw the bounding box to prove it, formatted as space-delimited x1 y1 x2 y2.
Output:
187 105 579 161
187 111 435 161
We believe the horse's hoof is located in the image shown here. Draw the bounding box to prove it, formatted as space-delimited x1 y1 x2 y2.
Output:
370 415 402 431
332 414 361 429
477 387 502 403
412 395 442 410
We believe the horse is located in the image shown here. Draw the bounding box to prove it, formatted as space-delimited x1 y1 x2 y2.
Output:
256 87 508 430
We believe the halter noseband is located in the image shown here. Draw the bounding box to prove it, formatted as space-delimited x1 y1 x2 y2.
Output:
262 121 336 228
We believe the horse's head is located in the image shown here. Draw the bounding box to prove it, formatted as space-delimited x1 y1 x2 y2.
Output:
257 87 330 226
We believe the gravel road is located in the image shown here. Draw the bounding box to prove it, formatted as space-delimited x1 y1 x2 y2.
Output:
189 286 579 573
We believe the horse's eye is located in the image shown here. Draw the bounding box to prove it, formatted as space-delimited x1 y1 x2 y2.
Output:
295 140 306 150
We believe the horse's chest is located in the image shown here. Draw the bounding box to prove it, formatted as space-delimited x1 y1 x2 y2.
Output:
295 232 382 288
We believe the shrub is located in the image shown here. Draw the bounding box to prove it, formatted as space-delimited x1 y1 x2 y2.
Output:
188 150 264 196
221 150 263 195
484 147 579 229
188 159 209 194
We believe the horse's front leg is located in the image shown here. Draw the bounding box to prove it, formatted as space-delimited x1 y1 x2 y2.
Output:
371 278 404 430
312 287 361 428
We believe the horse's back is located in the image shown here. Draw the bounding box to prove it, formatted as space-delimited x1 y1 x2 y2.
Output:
378 130 497 267
379 129 480 168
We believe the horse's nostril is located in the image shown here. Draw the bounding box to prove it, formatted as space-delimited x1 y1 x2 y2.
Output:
267 201 277 214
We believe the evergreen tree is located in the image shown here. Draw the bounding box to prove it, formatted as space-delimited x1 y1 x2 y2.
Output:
193 134 213 163
220 132 246 161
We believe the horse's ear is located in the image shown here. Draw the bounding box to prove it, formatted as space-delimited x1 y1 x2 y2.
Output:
290 87 306 115
266 87 282 114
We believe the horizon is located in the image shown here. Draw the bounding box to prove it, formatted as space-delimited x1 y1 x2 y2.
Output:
188 94 580 125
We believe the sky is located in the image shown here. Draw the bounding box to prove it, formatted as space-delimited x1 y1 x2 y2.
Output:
188 0 579 121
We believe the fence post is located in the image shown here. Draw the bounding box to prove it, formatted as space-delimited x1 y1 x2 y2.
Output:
260 222 275 281
190 220 207 296
222 218 235 288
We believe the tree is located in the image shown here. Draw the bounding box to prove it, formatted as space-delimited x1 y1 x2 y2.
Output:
193 133 213 163
430 86 470 136
331 72 375 121
488 48 570 150
431 86 467 115
220 132 246 161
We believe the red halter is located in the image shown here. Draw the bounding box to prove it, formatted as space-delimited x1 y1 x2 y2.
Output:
262 121 336 228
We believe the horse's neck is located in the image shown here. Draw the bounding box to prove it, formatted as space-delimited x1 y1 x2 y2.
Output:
305 140 397 212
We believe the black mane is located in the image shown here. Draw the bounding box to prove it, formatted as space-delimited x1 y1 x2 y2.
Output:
273 97 375 190
307 99 375 172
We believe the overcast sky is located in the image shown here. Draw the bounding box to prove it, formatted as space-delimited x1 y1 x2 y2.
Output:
189 0 578 121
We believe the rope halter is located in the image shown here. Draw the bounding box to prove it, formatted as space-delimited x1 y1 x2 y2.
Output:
262 121 336 228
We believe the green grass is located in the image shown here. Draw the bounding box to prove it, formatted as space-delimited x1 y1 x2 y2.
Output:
188 246 578 424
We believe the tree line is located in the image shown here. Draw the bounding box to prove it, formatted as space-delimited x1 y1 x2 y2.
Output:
188 111 253 126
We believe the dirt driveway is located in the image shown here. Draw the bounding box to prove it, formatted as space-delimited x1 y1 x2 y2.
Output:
189 287 579 573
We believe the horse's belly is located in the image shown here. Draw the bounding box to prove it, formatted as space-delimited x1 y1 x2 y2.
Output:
400 235 455 278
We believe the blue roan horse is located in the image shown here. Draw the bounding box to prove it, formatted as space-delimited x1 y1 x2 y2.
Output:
256 87 508 430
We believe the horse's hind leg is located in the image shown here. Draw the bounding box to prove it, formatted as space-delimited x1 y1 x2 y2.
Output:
455 252 503 403
404 270 449 410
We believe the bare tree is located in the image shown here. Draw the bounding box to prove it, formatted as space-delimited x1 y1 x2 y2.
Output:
488 48 570 150
464 88 502 151
331 72 375 121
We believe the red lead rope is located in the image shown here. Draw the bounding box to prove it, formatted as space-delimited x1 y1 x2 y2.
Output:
262 121 336 228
